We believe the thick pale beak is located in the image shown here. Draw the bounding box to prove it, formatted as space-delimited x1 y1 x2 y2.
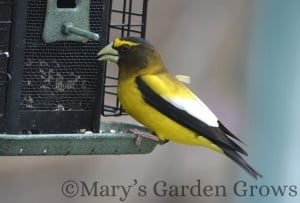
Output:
97 42 119 63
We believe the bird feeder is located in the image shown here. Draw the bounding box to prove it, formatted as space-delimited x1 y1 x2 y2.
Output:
0 0 156 155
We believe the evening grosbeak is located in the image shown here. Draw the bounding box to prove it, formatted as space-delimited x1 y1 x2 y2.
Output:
97 37 262 179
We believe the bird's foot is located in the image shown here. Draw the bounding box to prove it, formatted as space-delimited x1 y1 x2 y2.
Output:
129 128 159 146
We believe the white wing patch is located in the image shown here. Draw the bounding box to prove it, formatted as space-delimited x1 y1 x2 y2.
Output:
165 96 219 127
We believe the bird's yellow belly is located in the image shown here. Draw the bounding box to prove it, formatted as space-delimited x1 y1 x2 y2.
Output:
117 78 222 153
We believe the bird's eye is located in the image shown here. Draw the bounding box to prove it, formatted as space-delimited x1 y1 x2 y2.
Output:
120 44 130 53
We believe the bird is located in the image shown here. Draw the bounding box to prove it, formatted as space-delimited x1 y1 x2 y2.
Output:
97 37 262 179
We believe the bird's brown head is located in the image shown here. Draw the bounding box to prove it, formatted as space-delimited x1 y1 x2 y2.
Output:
97 37 165 77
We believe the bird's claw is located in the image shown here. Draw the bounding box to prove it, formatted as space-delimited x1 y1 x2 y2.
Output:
135 135 143 146
129 128 159 146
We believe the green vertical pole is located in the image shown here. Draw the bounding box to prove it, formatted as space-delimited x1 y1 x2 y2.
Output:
236 0 300 202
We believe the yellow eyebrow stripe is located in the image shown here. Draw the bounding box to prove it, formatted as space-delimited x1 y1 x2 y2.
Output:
114 38 139 48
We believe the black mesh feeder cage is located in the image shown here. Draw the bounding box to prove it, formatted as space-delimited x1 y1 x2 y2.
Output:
0 0 157 155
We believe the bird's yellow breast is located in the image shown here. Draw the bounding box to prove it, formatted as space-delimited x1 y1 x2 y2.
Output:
117 76 222 153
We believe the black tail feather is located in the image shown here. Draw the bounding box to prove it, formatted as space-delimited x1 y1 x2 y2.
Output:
218 121 245 144
223 148 263 179
211 127 248 156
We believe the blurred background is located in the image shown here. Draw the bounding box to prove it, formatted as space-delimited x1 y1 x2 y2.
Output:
1 0 300 203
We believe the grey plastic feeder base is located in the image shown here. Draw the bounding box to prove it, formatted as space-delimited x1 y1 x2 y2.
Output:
0 122 157 156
